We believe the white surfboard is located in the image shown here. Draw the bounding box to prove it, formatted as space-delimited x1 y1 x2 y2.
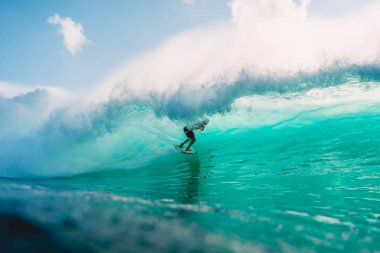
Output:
175 146 197 154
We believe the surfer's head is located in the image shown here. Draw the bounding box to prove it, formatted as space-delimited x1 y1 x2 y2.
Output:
202 118 209 125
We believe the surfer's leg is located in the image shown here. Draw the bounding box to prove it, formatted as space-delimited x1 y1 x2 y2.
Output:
179 139 190 148
181 127 195 148
185 130 196 151
186 139 196 151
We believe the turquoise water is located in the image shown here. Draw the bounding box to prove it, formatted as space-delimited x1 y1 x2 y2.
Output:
1 72 380 252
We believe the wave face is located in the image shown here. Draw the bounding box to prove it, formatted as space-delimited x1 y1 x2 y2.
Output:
1 65 380 178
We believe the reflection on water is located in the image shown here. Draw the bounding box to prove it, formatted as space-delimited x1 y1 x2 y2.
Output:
184 156 200 202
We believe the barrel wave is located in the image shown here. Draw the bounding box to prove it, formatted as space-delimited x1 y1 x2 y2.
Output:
1 65 380 178
1 0 380 252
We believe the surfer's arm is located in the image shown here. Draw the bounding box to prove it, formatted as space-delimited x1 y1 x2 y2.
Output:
189 122 205 131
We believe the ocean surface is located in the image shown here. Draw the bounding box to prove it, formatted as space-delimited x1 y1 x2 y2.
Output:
1 66 380 252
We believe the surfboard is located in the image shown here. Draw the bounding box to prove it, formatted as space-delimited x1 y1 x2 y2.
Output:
175 146 197 154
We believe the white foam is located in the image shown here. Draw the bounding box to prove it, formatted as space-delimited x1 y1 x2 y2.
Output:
285 210 310 217
314 215 341 224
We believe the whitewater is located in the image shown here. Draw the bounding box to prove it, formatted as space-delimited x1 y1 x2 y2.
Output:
1 0 380 252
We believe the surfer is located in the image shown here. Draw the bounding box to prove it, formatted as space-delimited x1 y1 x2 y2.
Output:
178 119 209 152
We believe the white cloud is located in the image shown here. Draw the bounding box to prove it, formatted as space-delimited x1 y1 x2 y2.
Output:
230 0 310 26
0 81 71 135
183 0 194 5
0 81 32 98
0 81 70 100
182 0 206 6
48 14 89 55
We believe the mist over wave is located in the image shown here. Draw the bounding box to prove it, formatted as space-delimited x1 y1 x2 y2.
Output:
93 0 380 103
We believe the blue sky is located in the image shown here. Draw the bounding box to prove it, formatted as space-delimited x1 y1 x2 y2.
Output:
0 0 231 91
0 0 377 91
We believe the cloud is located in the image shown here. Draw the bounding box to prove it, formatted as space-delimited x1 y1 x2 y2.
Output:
182 0 206 6
183 0 194 5
0 81 70 102
48 14 89 55
0 81 32 98
0 81 71 138
230 0 310 26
